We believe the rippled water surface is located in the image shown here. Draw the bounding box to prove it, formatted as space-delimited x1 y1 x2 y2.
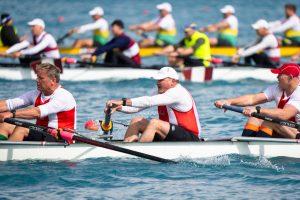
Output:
1 0 300 199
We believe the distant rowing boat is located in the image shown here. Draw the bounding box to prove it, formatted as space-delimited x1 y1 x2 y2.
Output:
0 46 299 57
1 137 300 161
0 65 277 82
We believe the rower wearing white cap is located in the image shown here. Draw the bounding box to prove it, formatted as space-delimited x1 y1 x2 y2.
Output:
232 19 281 67
68 6 109 48
269 4 300 46
3 18 60 65
130 2 177 47
201 5 238 47
104 67 201 142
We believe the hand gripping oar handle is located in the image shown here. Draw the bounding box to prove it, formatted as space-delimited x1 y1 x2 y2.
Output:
222 105 300 130
4 118 175 163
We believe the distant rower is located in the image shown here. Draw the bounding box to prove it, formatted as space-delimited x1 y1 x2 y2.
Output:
130 2 177 47
269 4 300 46
86 20 141 66
201 5 238 47
232 19 280 67
157 23 211 68
3 18 60 65
0 13 19 47
68 7 109 48
105 67 201 142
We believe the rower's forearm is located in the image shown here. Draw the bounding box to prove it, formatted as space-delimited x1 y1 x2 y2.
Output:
15 107 41 119
260 108 293 120
228 95 257 106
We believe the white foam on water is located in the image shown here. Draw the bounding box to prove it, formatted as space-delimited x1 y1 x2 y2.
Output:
240 156 285 172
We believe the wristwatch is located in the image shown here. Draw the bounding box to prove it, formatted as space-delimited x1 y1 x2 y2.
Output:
11 110 16 118
122 98 127 106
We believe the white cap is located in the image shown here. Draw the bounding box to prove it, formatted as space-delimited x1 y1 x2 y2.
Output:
89 7 104 16
156 2 172 12
220 5 235 14
153 67 179 80
252 19 269 29
28 18 45 28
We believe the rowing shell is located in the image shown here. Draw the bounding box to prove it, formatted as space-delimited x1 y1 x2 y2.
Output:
0 66 277 82
0 46 299 57
1 137 300 161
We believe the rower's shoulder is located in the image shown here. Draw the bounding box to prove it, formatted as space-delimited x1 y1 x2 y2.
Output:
54 87 76 100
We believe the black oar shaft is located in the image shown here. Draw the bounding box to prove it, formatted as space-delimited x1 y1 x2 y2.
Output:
4 118 175 163
73 134 176 163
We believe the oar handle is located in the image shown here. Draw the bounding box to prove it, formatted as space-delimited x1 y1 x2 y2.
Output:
222 105 243 114
221 105 300 131
4 118 47 132
4 118 74 143
101 107 113 134
104 107 111 125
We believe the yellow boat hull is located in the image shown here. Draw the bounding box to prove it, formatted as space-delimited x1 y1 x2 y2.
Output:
0 46 299 57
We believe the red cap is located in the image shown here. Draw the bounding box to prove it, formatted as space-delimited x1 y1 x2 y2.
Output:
271 63 300 78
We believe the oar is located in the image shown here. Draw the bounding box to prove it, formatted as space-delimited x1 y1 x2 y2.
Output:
57 32 72 45
62 57 164 69
4 118 176 163
100 107 113 135
221 105 300 130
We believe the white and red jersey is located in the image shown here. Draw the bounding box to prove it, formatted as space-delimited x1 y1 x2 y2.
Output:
6 31 60 58
238 34 280 62
120 34 141 65
120 84 201 137
264 84 300 122
6 86 76 129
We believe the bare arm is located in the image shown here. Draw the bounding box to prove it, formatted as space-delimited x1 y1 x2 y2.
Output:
227 93 268 106
14 107 41 119
260 105 297 121
0 107 41 122
215 93 268 109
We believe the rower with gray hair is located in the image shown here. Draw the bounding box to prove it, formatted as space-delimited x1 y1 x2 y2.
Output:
0 63 76 142
102 67 201 142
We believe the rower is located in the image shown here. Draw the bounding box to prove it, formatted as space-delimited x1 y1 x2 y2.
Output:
0 13 20 47
232 19 280 67
86 20 141 66
157 23 211 68
104 67 201 142
68 7 109 48
215 63 300 139
3 18 60 65
129 2 177 47
0 63 76 142
200 5 238 47
269 4 300 46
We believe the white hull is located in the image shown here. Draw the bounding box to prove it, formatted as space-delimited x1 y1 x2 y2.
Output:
1 137 299 162
0 66 276 82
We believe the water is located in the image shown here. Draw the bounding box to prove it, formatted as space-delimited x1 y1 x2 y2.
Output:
1 0 300 199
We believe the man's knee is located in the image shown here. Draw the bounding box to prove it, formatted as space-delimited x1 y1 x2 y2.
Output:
130 116 147 124
12 127 29 137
